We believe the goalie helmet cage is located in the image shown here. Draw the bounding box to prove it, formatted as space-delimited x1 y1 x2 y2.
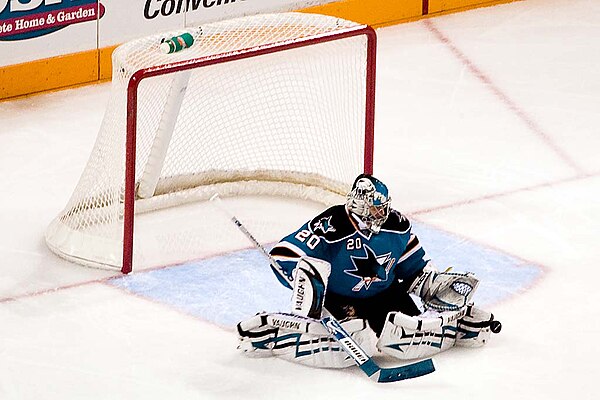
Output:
45 12 376 274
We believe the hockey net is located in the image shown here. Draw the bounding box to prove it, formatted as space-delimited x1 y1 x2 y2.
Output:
45 12 376 273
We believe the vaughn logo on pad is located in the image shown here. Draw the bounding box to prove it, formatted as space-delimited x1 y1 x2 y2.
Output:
0 0 105 41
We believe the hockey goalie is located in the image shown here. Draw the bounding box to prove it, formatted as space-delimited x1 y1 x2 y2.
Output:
237 174 501 369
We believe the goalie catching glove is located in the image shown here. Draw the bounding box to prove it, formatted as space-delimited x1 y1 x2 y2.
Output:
409 263 480 311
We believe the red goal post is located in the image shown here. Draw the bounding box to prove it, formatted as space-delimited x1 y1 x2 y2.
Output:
46 12 377 274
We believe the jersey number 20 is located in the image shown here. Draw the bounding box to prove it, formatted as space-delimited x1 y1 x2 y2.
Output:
346 237 362 250
295 230 320 250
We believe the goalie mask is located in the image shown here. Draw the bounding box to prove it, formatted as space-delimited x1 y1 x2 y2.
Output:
346 174 391 233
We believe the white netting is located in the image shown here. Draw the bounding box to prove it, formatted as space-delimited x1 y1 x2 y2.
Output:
46 12 373 270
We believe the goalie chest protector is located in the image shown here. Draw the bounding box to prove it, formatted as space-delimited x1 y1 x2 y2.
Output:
273 205 427 299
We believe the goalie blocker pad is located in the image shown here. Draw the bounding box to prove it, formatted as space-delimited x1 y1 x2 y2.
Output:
291 256 331 319
377 304 501 360
237 312 377 369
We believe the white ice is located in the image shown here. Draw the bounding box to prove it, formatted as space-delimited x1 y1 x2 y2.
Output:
1 0 600 398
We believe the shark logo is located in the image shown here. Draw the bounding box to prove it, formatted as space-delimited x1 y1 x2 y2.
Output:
313 216 336 234
345 245 393 291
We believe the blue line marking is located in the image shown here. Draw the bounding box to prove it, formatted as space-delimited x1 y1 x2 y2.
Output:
109 222 543 328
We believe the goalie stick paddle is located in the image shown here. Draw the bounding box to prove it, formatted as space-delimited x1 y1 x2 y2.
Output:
321 316 435 383
210 193 436 383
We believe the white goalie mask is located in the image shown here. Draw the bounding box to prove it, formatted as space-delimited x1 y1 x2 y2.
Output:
346 174 391 233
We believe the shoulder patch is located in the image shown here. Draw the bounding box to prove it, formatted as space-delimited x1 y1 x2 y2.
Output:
309 205 356 242
381 209 411 234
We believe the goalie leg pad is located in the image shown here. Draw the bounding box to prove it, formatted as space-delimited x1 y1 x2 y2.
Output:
376 309 466 360
376 305 501 359
456 305 501 347
237 312 376 369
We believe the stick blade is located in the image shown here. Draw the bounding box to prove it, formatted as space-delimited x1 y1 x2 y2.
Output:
373 358 435 383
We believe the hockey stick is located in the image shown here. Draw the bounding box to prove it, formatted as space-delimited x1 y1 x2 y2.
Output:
321 316 435 383
209 194 293 286
209 194 435 383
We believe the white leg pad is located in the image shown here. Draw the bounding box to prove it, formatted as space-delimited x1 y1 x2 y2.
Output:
377 305 500 359
237 312 376 369
376 309 465 360
456 305 499 347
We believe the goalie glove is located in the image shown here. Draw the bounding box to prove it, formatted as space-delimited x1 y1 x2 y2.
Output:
409 263 479 311
291 256 331 319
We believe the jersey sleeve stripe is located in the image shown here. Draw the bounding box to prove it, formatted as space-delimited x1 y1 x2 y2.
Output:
270 245 302 259
270 241 306 259
398 234 422 263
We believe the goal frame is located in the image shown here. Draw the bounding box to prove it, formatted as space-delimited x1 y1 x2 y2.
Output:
121 24 376 274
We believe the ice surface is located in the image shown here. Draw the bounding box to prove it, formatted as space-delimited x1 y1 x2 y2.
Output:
1 0 599 398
